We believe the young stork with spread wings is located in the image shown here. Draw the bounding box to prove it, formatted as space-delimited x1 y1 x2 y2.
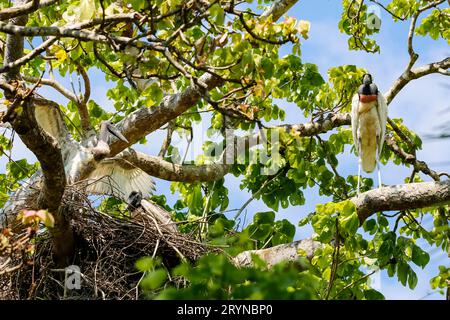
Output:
351 73 388 194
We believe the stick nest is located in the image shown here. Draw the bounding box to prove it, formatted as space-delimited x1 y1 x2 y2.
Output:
0 186 214 299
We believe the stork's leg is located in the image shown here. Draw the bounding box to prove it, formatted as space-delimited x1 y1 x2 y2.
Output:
377 154 382 189
357 158 362 195
376 135 382 189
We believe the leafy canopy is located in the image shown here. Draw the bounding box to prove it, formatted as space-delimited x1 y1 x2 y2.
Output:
0 0 448 299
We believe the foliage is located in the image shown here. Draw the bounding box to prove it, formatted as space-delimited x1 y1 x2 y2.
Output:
0 0 448 300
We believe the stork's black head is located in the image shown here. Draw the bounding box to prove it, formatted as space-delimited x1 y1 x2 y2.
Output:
362 73 372 85
358 73 378 100
127 191 143 210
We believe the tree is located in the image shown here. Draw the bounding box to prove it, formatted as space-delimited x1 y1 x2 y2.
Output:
0 0 449 300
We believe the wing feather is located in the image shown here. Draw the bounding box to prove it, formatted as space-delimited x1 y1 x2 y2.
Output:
376 94 388 156
351 93 360 155
86 159 155 200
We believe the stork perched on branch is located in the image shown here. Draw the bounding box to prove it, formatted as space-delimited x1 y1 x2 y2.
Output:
351 74 388 193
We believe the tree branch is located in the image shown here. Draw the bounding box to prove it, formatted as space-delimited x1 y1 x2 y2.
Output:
260 0 298 20
233 237 320 267
0 0 72 266
115 113 350 183
0 37 57 74
0 0 59 21
109 73 224 156
158 122 174 158
22 74 78 102
75 62 92 134
385 136 440 181
354 180 450 223
234 179 450 267
385 58 449 104
120 149 231 183
0 21 165 51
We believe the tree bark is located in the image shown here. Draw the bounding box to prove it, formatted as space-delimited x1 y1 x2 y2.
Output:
0 0 58 21
353 180 450 223
234 180 450 267
233 238 320 267
0 0 73 266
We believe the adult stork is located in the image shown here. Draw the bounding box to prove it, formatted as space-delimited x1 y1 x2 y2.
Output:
30 100 156 200
351 73 388 193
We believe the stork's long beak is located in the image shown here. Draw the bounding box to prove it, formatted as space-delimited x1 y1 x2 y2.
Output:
106 123 129 143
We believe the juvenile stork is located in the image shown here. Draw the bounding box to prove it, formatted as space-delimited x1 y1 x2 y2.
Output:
33 101 155 200
351 73 388 193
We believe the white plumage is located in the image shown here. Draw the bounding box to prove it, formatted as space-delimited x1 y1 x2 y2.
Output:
33 102 155 201
351 74 388 193
85 158 155 199
351 93 388 173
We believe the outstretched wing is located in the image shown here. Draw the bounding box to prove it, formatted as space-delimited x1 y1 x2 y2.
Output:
34 104 69 143
351 93 360 155
376 93 388 156
86 158 155 200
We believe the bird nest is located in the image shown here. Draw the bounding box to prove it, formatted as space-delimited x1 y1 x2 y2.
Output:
0 186 214 300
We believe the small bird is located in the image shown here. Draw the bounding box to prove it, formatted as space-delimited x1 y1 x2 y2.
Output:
351 73 388 193
126 191 143 211
127 190 179 233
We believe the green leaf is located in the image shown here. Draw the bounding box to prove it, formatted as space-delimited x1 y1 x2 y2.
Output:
253 211 275 224
340 212 359 235
141 269 167 290
130 0 146 11
142 82 164 107
209 4 225 25
408 268 418 289
248 223 272 241
260 57 275 78
363 219 376 233
364 289 385 300
397 262 410 286
411 245 430 269
378 215 389 228
135 257 157 272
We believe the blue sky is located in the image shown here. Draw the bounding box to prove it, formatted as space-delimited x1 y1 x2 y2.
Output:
1 0 449 299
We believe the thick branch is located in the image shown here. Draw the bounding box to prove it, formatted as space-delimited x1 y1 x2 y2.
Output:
260 0 299 20
233 238 320 267
0 0 58 21
0 22 165 51
119 114 351 182
353 180 450 223
119 109 442 185
0 0 71 265
7 98 66 212
121 149 231 183
75 63 92 134
234 180 450 267
385 57 450 104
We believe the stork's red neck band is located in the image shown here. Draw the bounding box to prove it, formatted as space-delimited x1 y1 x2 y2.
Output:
359 94 378 103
